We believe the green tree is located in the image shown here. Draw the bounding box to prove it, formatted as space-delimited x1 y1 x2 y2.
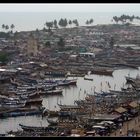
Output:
57 37 65 49
5 25 9 32
110 37 115 48
43 27 46 32
53 20 58 29
10 24 15 33
73 19 79 27
45 41 51 47
113 16 119 24
89 19 94 25
2 24 5 32
58 18 63 28
0 52 8 63
59 18 68 28
86 20 89 26
69 20 72 27
45 21 53 31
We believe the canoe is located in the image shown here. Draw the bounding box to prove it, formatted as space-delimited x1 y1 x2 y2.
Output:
47 118 58 125
44 89 63 96
2 110 43 117
19 123 57 132
91 69 113 76
26 98 43 105
57 79 77 86
57 103 81 110
84 75 93 81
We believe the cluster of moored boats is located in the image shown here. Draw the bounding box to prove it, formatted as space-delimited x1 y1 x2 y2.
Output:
0 77 77 118
7 75 140 137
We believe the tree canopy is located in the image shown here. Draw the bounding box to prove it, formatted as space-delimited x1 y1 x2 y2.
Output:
0 52 9 63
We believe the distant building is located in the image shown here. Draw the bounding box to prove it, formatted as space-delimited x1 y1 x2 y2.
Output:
79 52 95 58
27 34 38 56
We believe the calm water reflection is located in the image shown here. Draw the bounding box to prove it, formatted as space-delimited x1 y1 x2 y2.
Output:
0 68 140 134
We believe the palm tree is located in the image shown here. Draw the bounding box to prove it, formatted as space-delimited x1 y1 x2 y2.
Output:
64 18 68 28
89 19 94 25
2 24 5 32
86 20 89 26
45 21 53 31
57 37 65 49
73 19 79 27
113 16 119 24
5 25 9 32
10 24 15 33
58 18 68 28
75 19 79 27
69 20 72 28
43 27 46 32
58 18 63 28
53 20 58 29
110 37 115 48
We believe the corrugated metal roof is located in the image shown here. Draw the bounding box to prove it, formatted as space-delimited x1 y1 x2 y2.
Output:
129 101 138 108
115 107 127 113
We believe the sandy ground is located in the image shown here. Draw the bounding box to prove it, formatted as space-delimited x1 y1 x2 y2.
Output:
110 115 140 137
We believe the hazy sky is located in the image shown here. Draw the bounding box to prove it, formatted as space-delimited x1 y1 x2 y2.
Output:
0 4 140 31
0 4 140 12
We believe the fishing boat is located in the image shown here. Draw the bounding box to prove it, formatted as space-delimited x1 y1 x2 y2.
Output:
45 89 63 96
58 111 72 117
57 79 77 86
74 100 92 106
84 75 93 81
47 118 58 125
57 103 81 110
0 101 26 109
125 76 136 84
91 69 113 76
40 86 63 96
45 71 66 77
109 90 135 94
2 109 43 117
42 109 59 117
26 97 43 105
19 123 57 132
16 90 38 98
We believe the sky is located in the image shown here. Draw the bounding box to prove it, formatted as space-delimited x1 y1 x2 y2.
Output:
0 4 140 12
0 4 140 31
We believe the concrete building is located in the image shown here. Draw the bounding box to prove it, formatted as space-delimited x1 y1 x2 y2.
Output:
27 34 38 56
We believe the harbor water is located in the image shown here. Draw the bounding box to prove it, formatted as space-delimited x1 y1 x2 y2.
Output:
0 68 140 134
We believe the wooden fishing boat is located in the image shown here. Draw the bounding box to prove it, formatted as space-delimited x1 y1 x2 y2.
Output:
57 79 77 86
16 90 38 97
125 76 136 84
45 71 66 77
66 79 77 85
58 111 72 117
44 89 63 96
74 100 93 106
26 97 43 105
91 69 113 76
47 118 58 125
57 103 81 110
2 109 43 117
42 109 59 117
84 75 93 81
109 90 135 94
19 123 57 132
0 101 26 109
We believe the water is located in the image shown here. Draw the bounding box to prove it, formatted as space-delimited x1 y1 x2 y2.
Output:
0 68 140 134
